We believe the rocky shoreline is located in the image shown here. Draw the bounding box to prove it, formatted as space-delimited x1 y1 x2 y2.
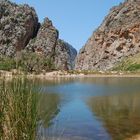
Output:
1 0 140 72
1 70 140 79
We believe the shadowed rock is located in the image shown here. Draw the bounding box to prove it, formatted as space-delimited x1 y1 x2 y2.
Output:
54 39 77 70
26 18 77 70
0 0 77 70
0 0 38 57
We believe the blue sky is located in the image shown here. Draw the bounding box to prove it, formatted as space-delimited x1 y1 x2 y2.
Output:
11 0 124 51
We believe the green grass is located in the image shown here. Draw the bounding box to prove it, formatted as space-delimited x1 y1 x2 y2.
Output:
126 64 140 71
0 56 16 71
113 53 140 72
0 52 56 73
0 78 61 140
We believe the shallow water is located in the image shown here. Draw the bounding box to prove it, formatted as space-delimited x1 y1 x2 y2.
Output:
36 77 140 140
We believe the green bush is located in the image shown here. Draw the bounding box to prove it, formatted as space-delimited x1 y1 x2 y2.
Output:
112 53 140 72
126 64 140 71
17 51 56 73
0 56 16 71
0 52 56 73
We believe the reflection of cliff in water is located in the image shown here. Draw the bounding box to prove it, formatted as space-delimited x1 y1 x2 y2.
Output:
38 93 60 128
87 93 140 140
78 77 140 87
31 78 77 87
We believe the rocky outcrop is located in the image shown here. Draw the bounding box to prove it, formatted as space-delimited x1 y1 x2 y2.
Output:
75 0 140 71
26 18 77 70
54 40 77 70
0 0 39 57
26 18 58 59
0 0 77 70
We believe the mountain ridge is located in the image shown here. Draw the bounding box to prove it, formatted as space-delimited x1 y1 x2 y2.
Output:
0 0 77 71
75 0 140 71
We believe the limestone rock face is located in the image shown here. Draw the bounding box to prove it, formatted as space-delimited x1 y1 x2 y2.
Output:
26 18 77 70
0 0 39 57
54 40 77 70
0 0 77 70
26 18 58 59
75 0 140 70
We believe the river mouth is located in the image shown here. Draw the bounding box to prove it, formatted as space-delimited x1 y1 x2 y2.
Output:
33 77 140 140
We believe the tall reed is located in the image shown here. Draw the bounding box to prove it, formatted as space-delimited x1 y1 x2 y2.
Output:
0 78 38 140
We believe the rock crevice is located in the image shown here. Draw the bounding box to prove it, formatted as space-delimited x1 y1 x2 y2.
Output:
0 0 77 70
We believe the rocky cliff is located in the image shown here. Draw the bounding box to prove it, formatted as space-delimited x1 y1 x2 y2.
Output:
26 18 58 59
75 0 140 71
54 39 77 70
0 0 77 70
26 17 77 70
0 0 38 57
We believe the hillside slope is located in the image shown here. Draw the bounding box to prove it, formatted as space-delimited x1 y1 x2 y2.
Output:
75 0 140 71
0 0 77 71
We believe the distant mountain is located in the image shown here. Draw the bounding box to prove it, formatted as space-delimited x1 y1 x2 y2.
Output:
0 0 77 71
75 0 140 71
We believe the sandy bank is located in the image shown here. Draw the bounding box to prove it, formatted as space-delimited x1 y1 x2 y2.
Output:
1 70 140 79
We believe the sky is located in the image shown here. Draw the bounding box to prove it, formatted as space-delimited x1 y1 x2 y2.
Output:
11 0 124 51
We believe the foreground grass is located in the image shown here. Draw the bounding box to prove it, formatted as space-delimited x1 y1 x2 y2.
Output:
0 78 38 140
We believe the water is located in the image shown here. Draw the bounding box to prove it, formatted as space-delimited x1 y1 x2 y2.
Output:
35 77 140 140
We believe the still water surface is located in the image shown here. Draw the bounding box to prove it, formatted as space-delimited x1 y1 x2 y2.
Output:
36 77 140 140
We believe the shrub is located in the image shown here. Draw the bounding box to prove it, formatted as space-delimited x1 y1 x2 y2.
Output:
112 53 140 72
0 56 16 71
18 51 56 73
0 52 56 73
126 64 140 71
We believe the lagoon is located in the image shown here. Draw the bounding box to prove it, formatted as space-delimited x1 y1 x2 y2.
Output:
35 77 140 140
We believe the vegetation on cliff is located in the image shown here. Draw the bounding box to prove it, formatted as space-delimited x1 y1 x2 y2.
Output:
75 0 140 71
0 52 55 73
0 0 77 73
113 53 140 72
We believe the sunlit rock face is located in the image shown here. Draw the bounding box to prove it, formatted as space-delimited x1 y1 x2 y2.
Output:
26 18 77 70
0 0 77 70
75 0 140 70
0 0 39 57
26 18 59 59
